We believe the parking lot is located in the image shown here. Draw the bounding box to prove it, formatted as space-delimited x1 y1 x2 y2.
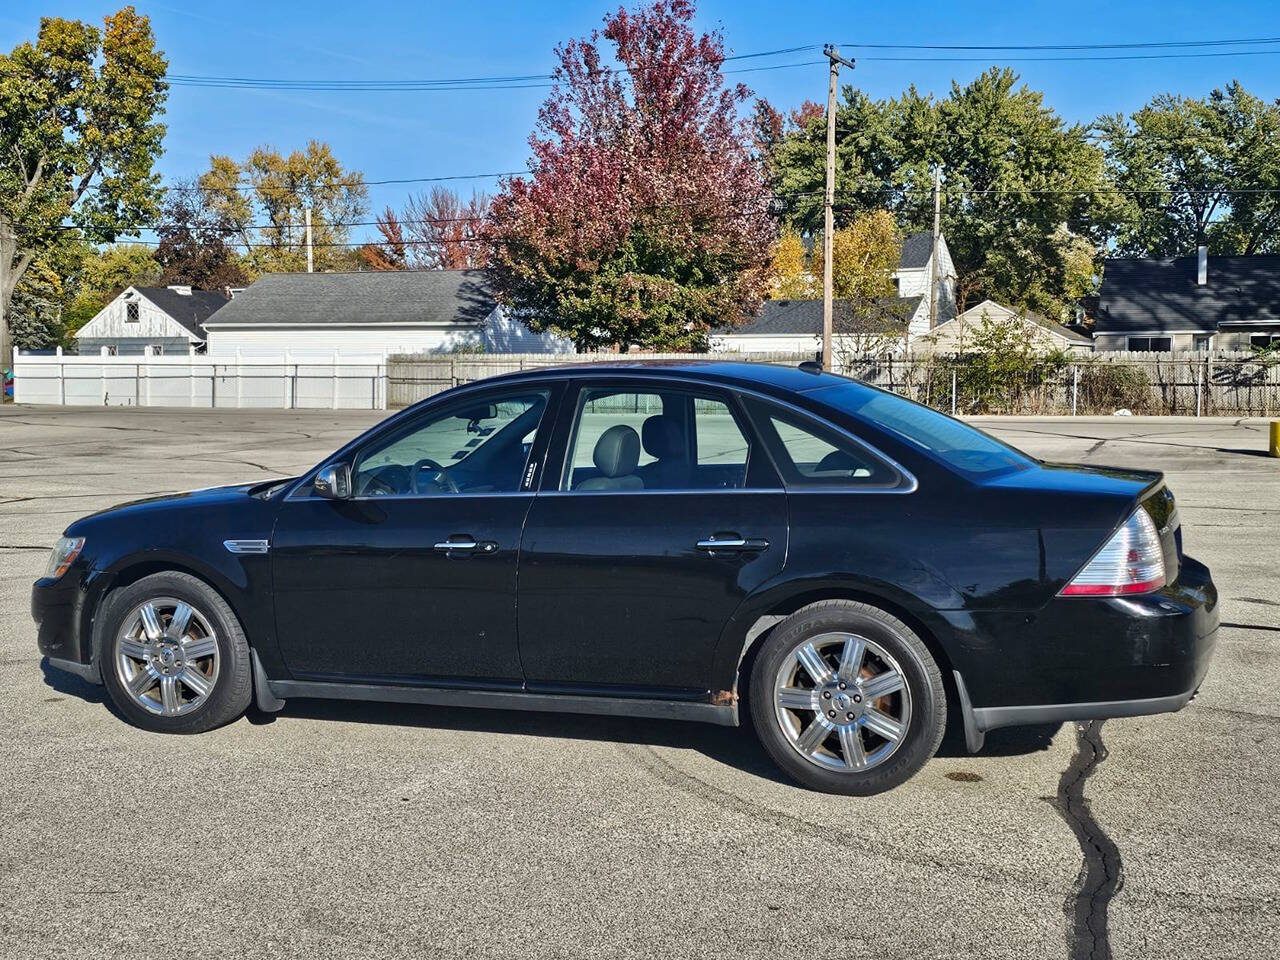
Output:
1 406 1276 959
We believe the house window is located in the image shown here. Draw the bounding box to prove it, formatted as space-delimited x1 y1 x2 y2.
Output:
126 302 140 322
1127 336 1172 352
1251 334 1280 349
146 344 164 356
1194 335 1212 352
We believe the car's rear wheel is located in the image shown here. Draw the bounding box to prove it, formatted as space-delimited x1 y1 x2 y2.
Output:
749 599 946 795
99 572 252 734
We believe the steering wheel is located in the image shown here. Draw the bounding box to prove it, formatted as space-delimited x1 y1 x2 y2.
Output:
411 458 459 494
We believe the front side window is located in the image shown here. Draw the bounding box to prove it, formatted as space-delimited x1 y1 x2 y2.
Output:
744 398 900 488
352 390 549 497
562 387 754 491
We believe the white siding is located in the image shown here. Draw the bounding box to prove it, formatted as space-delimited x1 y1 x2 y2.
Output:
915 300 1092 355
206 325 485 358
482 308 575 354
893 237 957 325
74 288 199 344
712 334 820 355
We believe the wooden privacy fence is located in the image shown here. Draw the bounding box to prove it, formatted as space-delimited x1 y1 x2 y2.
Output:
389 350 1280 416
386 351 813 407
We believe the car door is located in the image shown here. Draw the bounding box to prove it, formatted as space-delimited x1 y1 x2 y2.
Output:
271 383 561 684
516 378 788 697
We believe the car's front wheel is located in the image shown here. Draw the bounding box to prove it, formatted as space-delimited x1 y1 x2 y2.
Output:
99 571 252 733
749 599 946 795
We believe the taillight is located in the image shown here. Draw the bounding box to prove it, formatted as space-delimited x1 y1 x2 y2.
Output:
1060 507 1166 597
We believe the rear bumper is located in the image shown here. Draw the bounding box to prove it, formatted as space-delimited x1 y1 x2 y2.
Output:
949 554 1218 751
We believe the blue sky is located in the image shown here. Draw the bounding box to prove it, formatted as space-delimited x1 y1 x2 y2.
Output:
5 0 1280 242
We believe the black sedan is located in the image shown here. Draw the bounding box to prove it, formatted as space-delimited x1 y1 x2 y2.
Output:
32 362 1217 794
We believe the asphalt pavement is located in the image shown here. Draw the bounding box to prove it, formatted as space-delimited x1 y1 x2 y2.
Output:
0 407 1276 960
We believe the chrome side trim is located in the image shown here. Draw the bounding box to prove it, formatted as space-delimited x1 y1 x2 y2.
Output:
224 539 270 555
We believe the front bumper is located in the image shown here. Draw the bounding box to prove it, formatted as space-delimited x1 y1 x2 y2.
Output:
948 554 1218 750
32 567 102 684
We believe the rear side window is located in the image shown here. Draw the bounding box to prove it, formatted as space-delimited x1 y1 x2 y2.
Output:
808 382 1034 480
561 387 757 491
743 398 901 488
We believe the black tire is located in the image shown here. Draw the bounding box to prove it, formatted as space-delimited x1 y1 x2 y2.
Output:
98 571 252 734
749 599 946 795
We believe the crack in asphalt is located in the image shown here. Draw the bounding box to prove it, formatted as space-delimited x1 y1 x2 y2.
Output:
1053 720 1123 960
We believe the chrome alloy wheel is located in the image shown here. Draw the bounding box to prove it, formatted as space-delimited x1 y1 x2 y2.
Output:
772 632 912 772
114 598 220 717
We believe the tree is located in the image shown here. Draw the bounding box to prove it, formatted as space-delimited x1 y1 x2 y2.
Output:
1099 82 1280 256
761 69 1113 319
815 210 901 302
154 180 248 290
361 187 490 271
484 0 774 351
0 6 167 366
199 141 368 275
768 227 812 298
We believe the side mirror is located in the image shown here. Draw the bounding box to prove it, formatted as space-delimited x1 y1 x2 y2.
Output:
314 463 352 499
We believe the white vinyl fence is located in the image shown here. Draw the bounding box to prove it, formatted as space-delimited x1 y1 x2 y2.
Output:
12 349 388 409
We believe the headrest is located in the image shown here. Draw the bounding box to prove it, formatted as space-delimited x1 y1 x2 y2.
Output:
642 415 684 460
592 424 641 478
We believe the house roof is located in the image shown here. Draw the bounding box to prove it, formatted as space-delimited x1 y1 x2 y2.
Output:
134 287 229 339
1096 255 1280 334
943 299 1093 345
202 269 495 328
720 296 924 337
899 233 935 270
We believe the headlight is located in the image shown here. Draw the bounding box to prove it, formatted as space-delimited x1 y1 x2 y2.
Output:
45 536 85 580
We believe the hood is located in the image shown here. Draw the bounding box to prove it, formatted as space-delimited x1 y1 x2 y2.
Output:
66 479 289 535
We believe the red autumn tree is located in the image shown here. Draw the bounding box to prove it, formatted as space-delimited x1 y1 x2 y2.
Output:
484 0 774 351
361 187 489 271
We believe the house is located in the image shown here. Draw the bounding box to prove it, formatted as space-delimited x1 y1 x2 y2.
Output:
201 269 573 358
917 299 1093 355
74 285 228 355
712 296 928 356
893 232 957 327
1095 247 1280 351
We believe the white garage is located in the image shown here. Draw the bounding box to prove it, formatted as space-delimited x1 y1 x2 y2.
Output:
202 269 572 359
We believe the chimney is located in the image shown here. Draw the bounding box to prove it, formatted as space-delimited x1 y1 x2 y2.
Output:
1196 245 1207 285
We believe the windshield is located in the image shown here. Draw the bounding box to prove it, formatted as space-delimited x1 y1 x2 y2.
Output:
808 382 1035 480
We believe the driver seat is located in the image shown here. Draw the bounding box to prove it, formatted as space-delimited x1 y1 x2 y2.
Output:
576 425 644 490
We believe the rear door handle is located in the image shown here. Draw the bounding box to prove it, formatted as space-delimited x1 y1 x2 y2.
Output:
434 536 498 555
696 534 769 553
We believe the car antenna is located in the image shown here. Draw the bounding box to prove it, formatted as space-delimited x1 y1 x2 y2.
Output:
798 360 824 374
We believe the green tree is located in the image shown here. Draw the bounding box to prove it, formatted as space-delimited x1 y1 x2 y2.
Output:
0 6 167 365
761 69 1112 320
1099 82 1280 256
199 141 368 276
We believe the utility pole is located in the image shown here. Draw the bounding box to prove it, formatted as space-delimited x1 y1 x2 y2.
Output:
304 206 314 274
821 44 855 372
929 164 942 329
0 233 9 380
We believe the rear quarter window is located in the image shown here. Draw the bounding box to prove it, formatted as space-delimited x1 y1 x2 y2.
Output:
807 382 1035 480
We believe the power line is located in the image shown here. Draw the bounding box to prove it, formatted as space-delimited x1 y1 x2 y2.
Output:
838 36 1280 51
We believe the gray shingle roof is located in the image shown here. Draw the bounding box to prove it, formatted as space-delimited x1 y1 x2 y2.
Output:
135 287 228 339
1097 255 1280 334
722 296 924 336
203 269 495 327
899 232 934 269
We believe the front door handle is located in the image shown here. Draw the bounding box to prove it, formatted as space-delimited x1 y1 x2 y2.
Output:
696 533 769 553
434 536 498 555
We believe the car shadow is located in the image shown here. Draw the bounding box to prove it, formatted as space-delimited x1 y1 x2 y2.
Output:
251 695 797 786
39 659 107 704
